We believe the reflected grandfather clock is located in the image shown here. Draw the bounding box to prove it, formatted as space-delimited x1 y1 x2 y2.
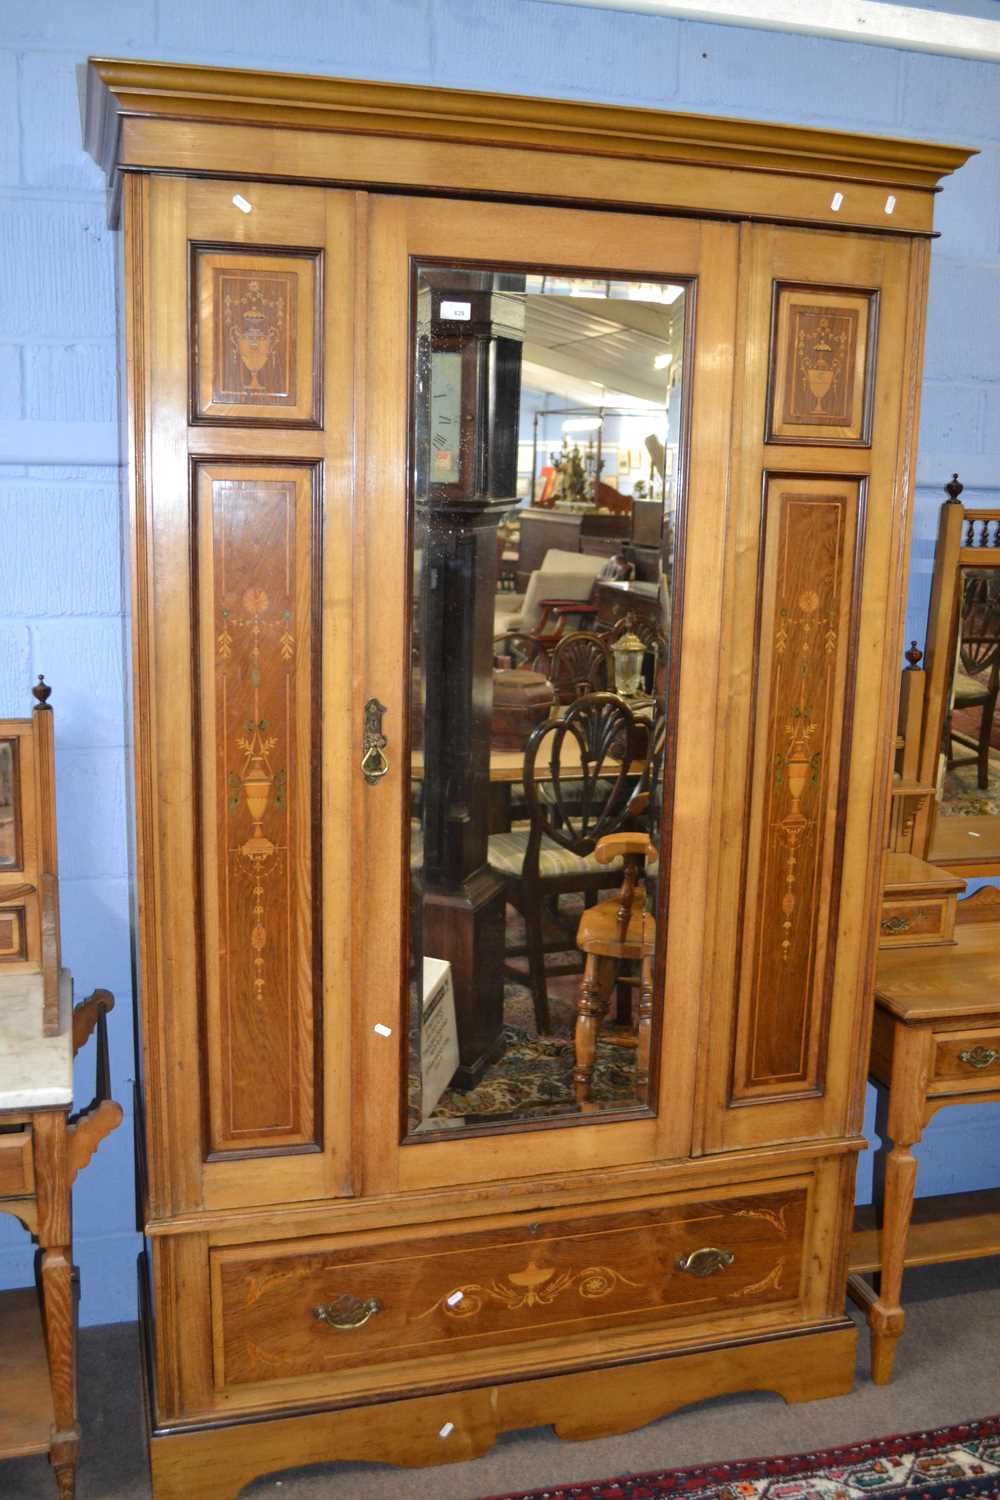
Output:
415 274 525 1084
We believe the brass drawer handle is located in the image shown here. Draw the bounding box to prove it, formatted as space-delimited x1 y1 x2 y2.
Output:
881 914 911 935
361 698 389 784
313 1294 383 1330
959 1046 1000 1070
675 1247 735 1278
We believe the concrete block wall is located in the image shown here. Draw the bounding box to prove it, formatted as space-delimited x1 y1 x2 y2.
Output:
0 0 997 1326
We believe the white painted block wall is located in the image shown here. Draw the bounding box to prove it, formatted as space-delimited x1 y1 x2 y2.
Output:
0 0 996 1326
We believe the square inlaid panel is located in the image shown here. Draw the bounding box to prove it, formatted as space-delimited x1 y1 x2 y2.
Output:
192 248 322 426
767 286 877 446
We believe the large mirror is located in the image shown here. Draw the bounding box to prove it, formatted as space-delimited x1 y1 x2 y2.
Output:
922 499 1000 872
0 740 20 869
405 264 689 1138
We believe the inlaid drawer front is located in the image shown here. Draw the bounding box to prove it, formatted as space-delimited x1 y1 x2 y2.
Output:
879 898 948 947
212 1187 807 1389
932 1030 1000 1089
0 1127 32 1198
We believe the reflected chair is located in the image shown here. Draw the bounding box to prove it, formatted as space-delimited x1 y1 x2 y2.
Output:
573 831 657 1107
549 630 613 704
487 692 644 1034
945 574 1000 789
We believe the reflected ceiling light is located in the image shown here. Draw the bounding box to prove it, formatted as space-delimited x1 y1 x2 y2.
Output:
562 417 603 433
653 353 673 370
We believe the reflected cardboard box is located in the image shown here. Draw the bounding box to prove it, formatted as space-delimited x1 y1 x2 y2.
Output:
421 956 460 1119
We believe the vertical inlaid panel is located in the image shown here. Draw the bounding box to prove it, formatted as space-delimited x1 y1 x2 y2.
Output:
192 249 321 425
731 477 862 1101
767 286 876 445
196 466 321 1154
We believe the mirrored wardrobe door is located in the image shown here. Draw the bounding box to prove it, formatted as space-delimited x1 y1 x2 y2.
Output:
355 195 739 1197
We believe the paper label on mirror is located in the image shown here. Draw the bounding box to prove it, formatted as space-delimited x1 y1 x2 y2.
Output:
440 301 471 321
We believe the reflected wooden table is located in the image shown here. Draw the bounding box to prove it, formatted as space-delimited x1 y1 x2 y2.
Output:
847 903 1000 1384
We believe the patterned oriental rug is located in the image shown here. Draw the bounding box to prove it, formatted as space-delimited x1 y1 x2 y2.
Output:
480 1416 1000 1500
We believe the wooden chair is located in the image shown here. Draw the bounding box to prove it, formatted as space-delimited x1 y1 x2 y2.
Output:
487 692 644 1033
945 572 1000 789
573 832 657 1107
549 630 613 704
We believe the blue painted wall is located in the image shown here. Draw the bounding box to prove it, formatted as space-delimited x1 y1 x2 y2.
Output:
0 1 997 1326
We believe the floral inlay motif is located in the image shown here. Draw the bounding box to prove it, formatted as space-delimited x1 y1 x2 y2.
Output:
771 586 838 964
214 269 297 405
419 1259 641 1320
785 306 857 425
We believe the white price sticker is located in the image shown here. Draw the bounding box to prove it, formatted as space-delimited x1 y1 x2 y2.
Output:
440 300 471 321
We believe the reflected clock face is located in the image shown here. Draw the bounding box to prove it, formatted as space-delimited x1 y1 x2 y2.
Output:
429 349 462 487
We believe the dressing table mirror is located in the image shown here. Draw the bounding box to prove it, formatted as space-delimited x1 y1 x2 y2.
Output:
915 477 1000 875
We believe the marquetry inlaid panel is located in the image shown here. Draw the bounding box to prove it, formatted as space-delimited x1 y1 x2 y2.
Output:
211 1184 808 1389
731 477 862 1101
767 286 876 445
195 465 322 1155
192 249 321 425
0 907 27 960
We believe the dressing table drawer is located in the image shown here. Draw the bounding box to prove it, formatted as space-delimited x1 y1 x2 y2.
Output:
211 1183 808 1391
0 1125 33 1198
930 1028 1000 1092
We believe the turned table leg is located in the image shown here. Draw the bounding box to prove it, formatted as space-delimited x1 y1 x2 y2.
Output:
33 1112 80 1500
866 1025 930 1386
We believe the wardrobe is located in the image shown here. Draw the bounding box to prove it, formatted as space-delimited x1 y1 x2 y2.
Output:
83 58 971 1499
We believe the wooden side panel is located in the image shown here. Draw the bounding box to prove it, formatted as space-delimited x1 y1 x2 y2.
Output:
731 477 861 1101
195 464 321 1154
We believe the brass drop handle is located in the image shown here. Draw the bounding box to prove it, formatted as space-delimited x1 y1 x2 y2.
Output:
959 1046 1000 1070
313 1294 383 1330
361 698 389 784
676 1247 735 1278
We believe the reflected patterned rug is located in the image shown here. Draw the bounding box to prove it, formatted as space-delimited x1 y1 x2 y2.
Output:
480 1416 1000 1500
940 749 1000 818
432 1021 638 1120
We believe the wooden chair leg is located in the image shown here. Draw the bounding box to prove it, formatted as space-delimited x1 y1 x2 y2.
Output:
574 954 615 1105
524 898 551 1035
978 702 992 789
636 955 653 1103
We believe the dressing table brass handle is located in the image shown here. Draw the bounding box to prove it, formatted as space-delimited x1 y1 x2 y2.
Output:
361 698 389 784
675 1247 735 1278
313 1294 383 1330
959 1046 999 1070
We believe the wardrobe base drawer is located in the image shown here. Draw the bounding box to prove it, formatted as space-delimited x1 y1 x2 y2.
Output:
211 1182 808 1392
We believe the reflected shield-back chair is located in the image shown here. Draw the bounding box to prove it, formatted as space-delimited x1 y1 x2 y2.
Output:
487 692 647 1034
946 572 1000 789
548 630 614 704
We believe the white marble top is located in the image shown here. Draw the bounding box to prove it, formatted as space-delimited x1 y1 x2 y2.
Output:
0 969 73 1110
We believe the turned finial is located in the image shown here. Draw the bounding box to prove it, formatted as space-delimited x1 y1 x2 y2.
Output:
944 472 964 504
31 674 52 710
904 641 923 669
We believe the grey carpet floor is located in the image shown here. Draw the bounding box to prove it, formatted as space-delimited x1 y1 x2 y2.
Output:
3 1258 998 1499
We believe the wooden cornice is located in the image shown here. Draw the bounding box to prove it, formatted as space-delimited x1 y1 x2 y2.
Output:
85 57 973 198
